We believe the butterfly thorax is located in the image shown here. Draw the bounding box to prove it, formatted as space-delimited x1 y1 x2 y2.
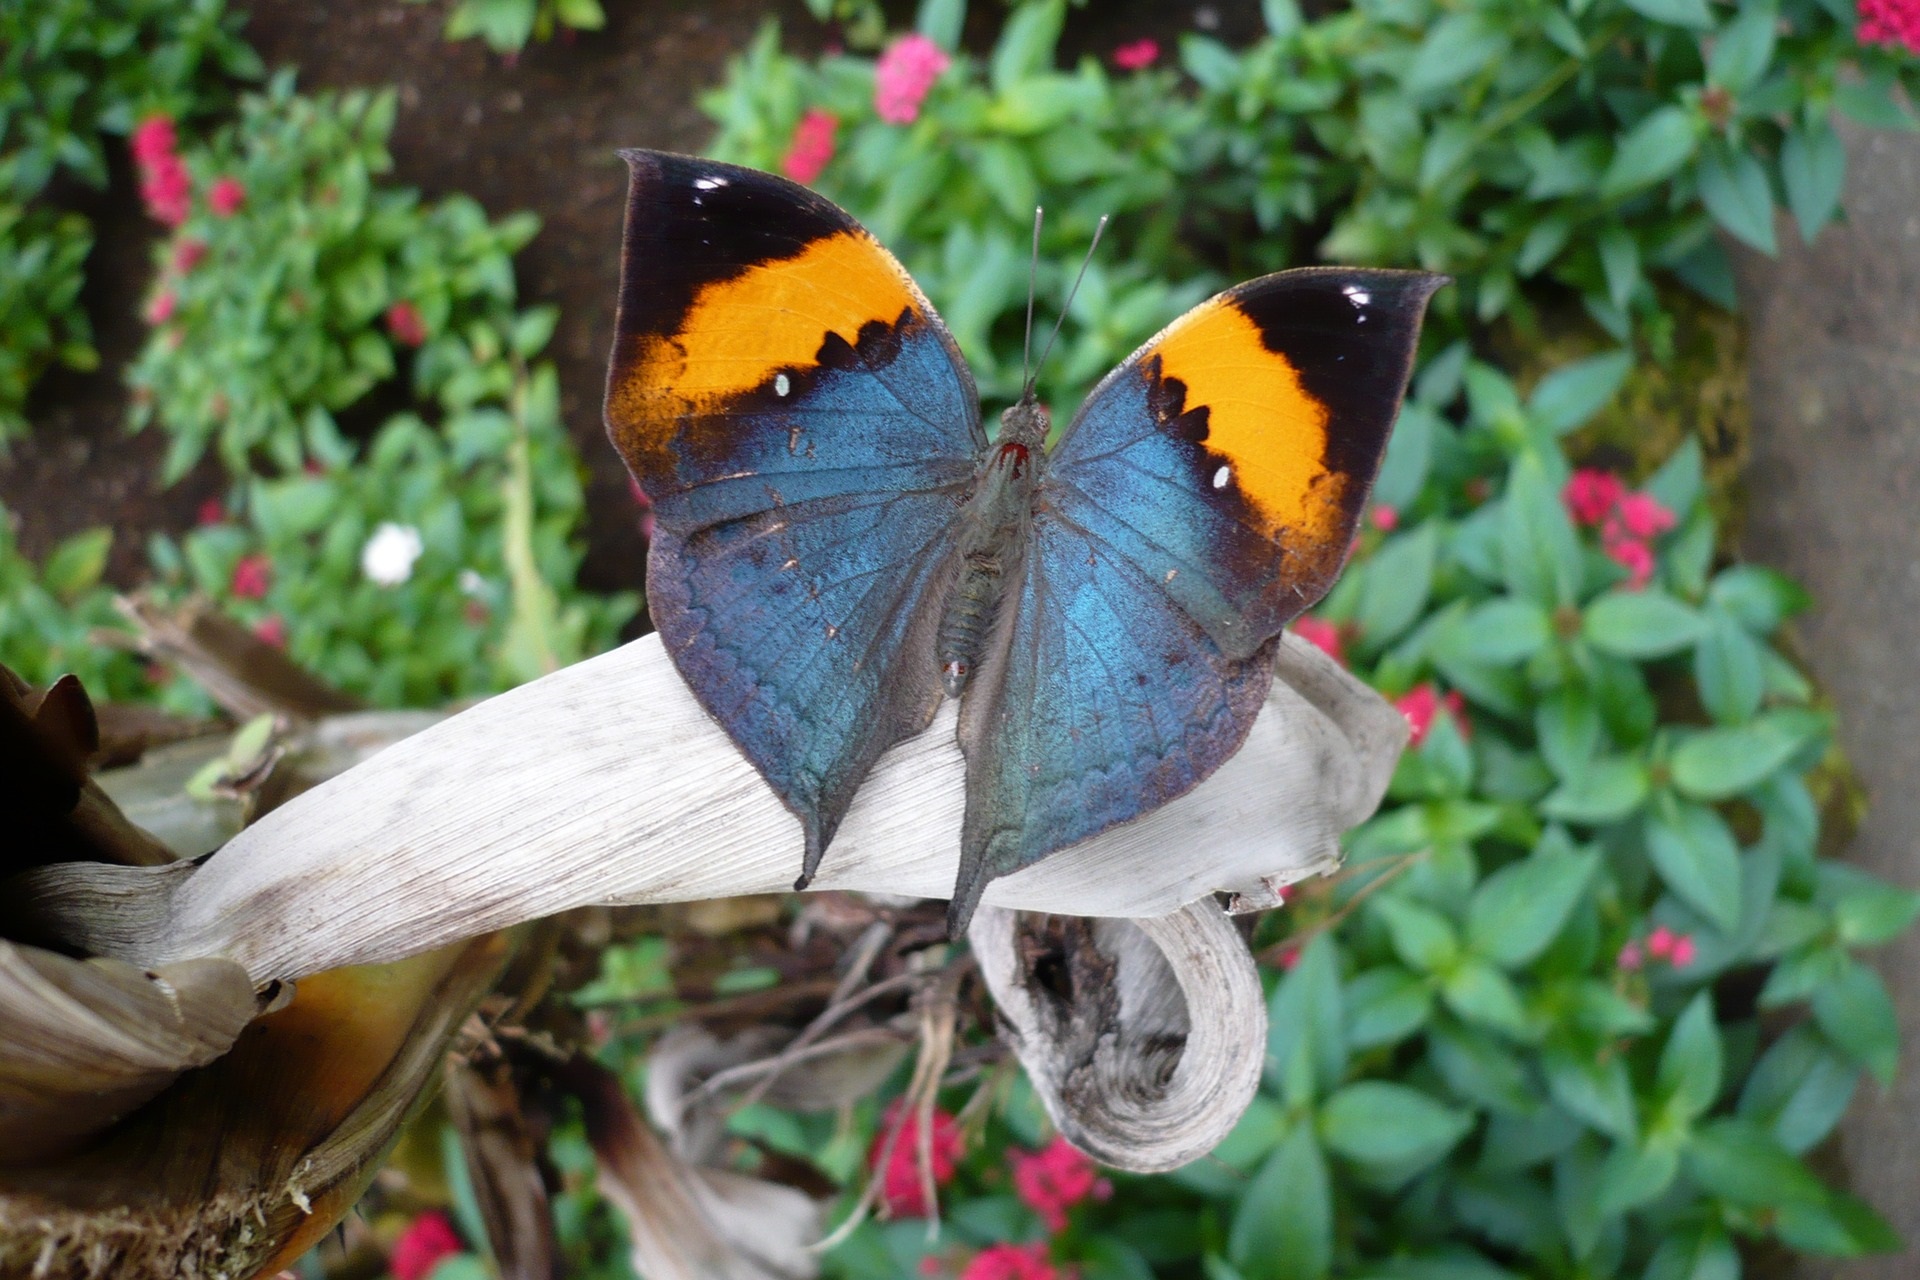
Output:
937 396 1051 697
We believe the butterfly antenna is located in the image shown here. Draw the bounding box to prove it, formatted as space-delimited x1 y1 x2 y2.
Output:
1030 214 1109 392
1020 206 1044 397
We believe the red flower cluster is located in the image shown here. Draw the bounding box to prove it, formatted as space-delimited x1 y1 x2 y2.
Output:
172 238 208 274
230 554 272 600
253 615 289 648
781 108 839 184
1394 683 1468 747
390 1211 463 1280
1563 468 1675 590
1618 925 1697 972
1011 1136 1111 1231
134 116 191 226
1291 614 1345 665
1859 0 1920 53
868 1101 964 1216
1370 503 1401 532
386 300 428 347
208 175 247 217
1111 38 1160 70
144 290 178 325
875 34 951 124
960 1243 1059 1280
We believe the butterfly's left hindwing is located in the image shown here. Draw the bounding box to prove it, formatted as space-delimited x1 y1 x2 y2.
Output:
948 267 1443 931
605 151 985 883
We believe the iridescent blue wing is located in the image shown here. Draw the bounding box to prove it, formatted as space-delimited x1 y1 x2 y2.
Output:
950 268 1443 931
604 150 985 885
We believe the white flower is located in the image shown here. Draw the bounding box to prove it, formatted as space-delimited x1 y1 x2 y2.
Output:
458 568 488 598
361 522 424 587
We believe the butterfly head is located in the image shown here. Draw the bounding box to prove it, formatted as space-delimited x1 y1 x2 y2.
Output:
998 389 1050 450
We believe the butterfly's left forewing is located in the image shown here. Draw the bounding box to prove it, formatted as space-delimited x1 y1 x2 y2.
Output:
605 151 985 885
950 268 1444 931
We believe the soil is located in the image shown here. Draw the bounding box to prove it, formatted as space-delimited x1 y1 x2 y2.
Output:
1 0 1250 600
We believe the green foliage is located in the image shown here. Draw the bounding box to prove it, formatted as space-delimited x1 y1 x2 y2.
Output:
0 0 258 442
707 0 1920 380
684 5 1920 1277
0 204 93 444
126 73 542 481
0 0 259 200
407 0 606 55
0 508 153 701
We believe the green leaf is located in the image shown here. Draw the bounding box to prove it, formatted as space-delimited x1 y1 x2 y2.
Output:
1229 1124 1331 1280
1620 0 1715 26
1528 351 1632 436
1267 935 1346 1099
1262 0 1302 36
1372 896 1460 973
1320 1082 1471 1169
1600 106 1699 197
1643 1226 1739 1280
40 528 111 600
1583 590 1705 659
1813 961 1899 1085
1598 227 1639 309
1442 959 1530 1037
1708 563 1809 632
1646 799 1744 932
1372 401 1434 510
1707 1 1777 93
1658 993 1724 1123
1536 686 1602 779
1541 756 1649 824
1694 612 1764 725
1832 876 1920 947
1439 599 1550 667
915 0 967 50
1595 1140 1680 1215
1741 1025 1861 1153
990 0 1064 93
1671 711 1822 799
1543 1048 1637 1142
1466 844 1598 968
1345 967 1434 1050
1686 1118 1828 1208
1698 146 1778 254
1403 14 1508 95
1356 524 1439 648
1501 454 1582 606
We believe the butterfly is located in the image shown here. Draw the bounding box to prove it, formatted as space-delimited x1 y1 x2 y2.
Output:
604 149 1443 935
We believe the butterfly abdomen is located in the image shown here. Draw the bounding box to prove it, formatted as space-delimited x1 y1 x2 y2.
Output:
939 440 1038 696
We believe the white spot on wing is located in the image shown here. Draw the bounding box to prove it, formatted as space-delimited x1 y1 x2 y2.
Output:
1212 465 1231 490
693 176 726 190
774 373 790 396
1342 284 1371 307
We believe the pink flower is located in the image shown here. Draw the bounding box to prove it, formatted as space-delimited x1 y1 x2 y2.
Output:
868 1101 963 1217
1277 944 1302 971
1670 934 1697 967
208 176 246 217
131 116 178 167
1112 38 1161 70
1617 940 1644 972
390 1211 463 1280
171 237 208 274
1291 615 1345 665
386 300 427 347
1859 0 1920 52
874 34 951 124
961 1243 1059 1280
230 554 272 600
1371 504 1400 532
1611 492 1676 541
196 498 226 526
253 615 288 648
1395 685 1469 747
1011 1136 1111 1231
1646 926 1677 959
780 108 839 184
1605 536 1656 589
140 158 192 226
1563 469 1626 527
144 289 178 325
